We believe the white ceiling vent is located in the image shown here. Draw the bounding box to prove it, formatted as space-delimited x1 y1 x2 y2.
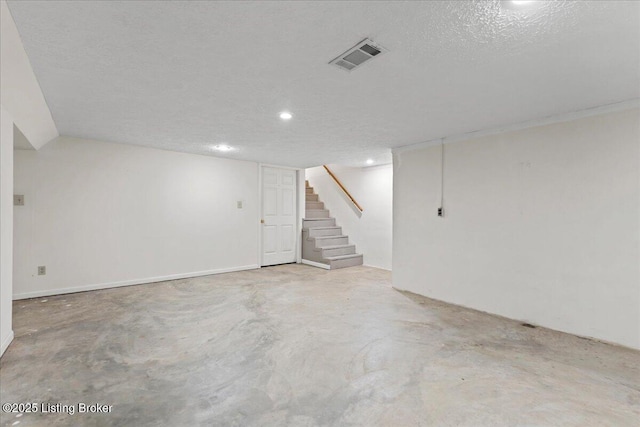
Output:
329 38 387 72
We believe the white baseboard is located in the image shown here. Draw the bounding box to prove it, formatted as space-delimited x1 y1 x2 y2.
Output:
1 330 14 357
301 259 331 270
12 265 260 300
363 263 391 271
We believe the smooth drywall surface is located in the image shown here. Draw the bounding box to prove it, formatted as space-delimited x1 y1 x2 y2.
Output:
393 108 640 349
13 137 259 299
0 0 57 149
1 105 14 356
306 164 392 270
13 125 33 150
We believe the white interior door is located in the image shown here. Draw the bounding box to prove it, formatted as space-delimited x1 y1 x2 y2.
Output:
261 166 297 266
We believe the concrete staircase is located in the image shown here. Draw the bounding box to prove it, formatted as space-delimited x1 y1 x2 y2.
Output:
302 181 363 269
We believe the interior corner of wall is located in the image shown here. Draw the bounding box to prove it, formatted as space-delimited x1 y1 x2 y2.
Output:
392 150 401 168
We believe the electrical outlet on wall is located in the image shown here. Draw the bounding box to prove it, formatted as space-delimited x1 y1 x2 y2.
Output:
438 207 444 217
14 195 24 206
37 266 46 275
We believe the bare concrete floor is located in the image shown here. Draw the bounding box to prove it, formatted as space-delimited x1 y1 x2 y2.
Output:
1 264 638 426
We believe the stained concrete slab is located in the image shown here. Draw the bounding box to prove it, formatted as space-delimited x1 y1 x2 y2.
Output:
0 264 638 426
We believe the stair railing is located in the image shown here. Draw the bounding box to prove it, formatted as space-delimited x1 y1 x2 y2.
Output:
322 165 364 212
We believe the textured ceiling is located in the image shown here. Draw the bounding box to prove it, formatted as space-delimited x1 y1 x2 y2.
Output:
7 0 640 168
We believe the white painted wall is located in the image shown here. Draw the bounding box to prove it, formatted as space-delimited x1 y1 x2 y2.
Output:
393 108 640 349
306 164 392 270
13 137 260 299
0 0 57 149
1 0 55 355
0 105 14 356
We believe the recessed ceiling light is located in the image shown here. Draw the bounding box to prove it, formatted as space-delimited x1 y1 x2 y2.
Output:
501 0 538 11
213 144 233 152
366 159 374 165
279 112 293 120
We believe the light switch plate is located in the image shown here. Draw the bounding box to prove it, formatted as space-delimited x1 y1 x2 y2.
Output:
14 195 24 206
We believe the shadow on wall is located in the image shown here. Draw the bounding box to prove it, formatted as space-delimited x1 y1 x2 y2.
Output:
338 188 363 218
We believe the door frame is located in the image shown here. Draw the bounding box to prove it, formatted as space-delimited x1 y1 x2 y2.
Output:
257 163 304 267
